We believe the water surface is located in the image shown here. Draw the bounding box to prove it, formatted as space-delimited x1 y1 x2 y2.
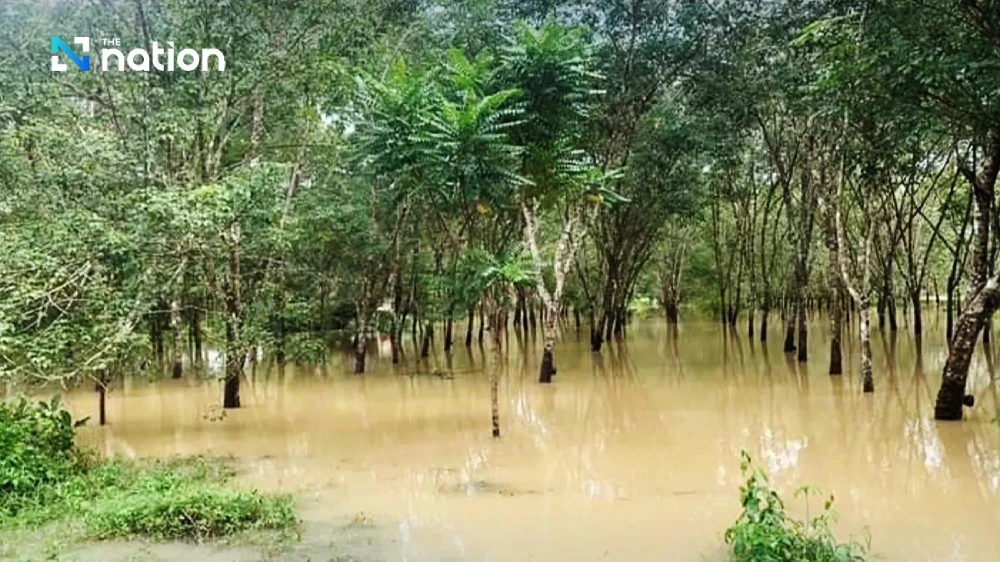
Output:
63 313 1000 561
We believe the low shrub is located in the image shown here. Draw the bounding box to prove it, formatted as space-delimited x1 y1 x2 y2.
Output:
725 451 868 562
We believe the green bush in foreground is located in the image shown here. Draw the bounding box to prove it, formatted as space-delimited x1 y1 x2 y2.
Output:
0 396 87 516
0 397 298 543
725 451 868 562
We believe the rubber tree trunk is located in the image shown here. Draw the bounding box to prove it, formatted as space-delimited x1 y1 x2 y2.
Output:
796 297 808 363
936 127 999 417
935 283 995 419
97 372 107 426
274 290 287 366
411 313 418 349
223 316 244 409
223 234 245 409
478 308 485 344
590 310 603 352
513 293 523 328
465 307 474 347
444 317 454 352
946 281 956 344
912 292 923 339
613 309 625 339
828 295 843 375
170 298 183 378
420 321 433 358
190 306 202 364
887 290 898 332
353 332 367 373
390 313 401 364
783 310 796 353
539 302 558 383
150 308 165 363
223 344 244 408
823 209 843 375
859 296 874 393
353 313 370 374
759 306 768 342
665 298 679 324
489 311 502 438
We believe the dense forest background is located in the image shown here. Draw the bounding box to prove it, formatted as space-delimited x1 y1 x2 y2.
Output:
2 0 999 423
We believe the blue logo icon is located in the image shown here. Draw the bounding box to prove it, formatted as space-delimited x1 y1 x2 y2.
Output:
51 37 90 72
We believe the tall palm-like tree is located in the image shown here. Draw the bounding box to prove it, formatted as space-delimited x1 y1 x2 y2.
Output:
497 21 605 383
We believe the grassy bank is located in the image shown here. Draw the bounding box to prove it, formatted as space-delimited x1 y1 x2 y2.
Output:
0 396 298 558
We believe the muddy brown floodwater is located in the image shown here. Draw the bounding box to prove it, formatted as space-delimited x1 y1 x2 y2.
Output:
61 314 1000 561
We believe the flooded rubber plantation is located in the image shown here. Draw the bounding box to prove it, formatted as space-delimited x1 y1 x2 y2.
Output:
59 315 1000 561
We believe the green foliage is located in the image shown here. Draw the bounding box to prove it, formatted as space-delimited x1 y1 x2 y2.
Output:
0 396 86 516
284 332 333 364
725 451 868 562
497 20 605 203
0 398 297 542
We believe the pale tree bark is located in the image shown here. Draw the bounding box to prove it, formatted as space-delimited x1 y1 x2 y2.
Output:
354 300 373 374
820 182 875 393
169 298 183 378
489 304 503 438
522 199 587 383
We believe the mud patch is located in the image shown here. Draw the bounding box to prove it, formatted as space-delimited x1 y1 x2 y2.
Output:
437 479 542 497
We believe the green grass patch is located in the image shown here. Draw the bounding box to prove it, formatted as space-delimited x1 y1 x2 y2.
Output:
0 396 298 545
88 482 296 541
725 451 868 562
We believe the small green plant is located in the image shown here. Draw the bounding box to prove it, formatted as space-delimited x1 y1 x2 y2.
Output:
725 451 868 562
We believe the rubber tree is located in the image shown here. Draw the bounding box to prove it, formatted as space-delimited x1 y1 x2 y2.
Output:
819 165 878 393
890 144 959 340
657 222 694 324
817 0 1000 419
536 1 705 347
936 132 1000 418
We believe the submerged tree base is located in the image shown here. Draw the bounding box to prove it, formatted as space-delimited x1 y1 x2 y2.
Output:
539 348 556 383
